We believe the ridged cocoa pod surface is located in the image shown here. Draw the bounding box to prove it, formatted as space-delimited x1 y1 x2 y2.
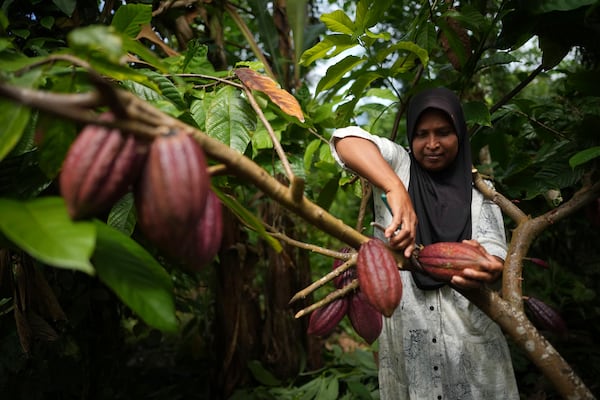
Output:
60 113 148 219
182 189 223 270
439 16 472 71
307 297 349 338
135 129 210 257
356 238 402 318
524 296 568 337
348 290 382 345
417 242 489 282
332 247 356 289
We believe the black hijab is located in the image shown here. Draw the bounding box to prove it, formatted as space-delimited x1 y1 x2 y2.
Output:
406 88 473 289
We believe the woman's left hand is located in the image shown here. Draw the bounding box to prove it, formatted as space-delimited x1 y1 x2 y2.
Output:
450 240 504 289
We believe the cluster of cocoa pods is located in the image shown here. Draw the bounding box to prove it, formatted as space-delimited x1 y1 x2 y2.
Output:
307 247 383 345
59 112 223 271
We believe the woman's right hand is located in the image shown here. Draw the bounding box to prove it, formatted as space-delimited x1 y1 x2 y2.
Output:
384 186 417 259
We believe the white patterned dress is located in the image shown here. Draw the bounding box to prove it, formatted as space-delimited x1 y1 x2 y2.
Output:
330 126 520 400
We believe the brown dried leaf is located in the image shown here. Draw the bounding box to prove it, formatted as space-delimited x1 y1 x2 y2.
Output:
234 68 305 122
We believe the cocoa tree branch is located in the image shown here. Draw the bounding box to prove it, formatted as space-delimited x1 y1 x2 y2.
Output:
289 256 357 304
294 279 359 319
462 287 594 399
502 179 600 309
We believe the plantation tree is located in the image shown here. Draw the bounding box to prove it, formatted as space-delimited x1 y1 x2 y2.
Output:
0 0 599 399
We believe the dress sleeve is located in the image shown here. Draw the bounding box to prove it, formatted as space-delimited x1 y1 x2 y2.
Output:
329 126 409 176
472 184 508 260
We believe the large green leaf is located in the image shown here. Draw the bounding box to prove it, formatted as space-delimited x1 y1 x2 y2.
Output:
205 86 255 153
92 221 177 333
111 3 152 38
0 98 30 162
321 10 356 35
530 0 598 14
316 55 367 93
0 197 95 274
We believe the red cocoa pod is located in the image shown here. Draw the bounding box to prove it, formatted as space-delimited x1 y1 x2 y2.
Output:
59 113 148 219
417 241 489 282
348 290 383 345
439 15 472 71
332 247 356 289
182 189 223 270
135 129 210 257
307 297 349 338
524 296 568 337
356 238 402 317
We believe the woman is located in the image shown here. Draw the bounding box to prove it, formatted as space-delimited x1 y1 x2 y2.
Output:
330 87 519 399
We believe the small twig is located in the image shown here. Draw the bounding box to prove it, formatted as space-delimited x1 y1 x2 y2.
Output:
289 255 357 304
294 279 359 319
266 229 355 259
242 85 297 185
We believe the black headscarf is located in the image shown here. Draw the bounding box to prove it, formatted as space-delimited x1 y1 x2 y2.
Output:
406 88 473 289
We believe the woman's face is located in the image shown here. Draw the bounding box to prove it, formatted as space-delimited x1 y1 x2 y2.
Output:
411 108 459 172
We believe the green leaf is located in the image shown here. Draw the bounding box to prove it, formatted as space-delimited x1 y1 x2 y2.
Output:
205 86 255 153
212 187 282 252
0 98 30 162
530 0 598 14
321 10 356 35
52 0 76 17
463 101 492 127
0 197 95 274
111 3 152 38
92 221 177 333
37 119 76 179
569 146 600 169
247 360 282 386
68 25 125 65
300 35 357 66
316 55 366 93
107 193 137 236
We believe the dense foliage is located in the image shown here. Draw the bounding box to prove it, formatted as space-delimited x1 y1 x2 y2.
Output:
0 0 599 399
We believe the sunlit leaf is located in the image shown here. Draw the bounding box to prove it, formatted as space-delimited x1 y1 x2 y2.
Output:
321 10 356 35
0 197 95 274
0 98 30 162
235 68 305 122
316 55 366 93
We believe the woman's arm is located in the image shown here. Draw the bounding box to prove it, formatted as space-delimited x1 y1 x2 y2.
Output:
334 136 417 258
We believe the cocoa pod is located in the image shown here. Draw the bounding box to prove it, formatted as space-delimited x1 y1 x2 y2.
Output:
348 290 382 345
307 297 348 338
356 238 402 317
417 241 489 282
439 16 472 71
332 247 355 289
135 129 210 257
524 296 568 337
59 113 147 219
182 189 223 270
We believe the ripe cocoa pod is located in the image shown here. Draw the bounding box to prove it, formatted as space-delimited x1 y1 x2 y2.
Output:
332 247 355 289
348 290 382 345
356 238 402 317
417 241 489 282
135 129 210 257
182 189 223 270
307 297 349 338
59 113 148 219
524 296 568 337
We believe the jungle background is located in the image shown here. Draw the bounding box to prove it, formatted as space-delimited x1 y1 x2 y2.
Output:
0 0 599 399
